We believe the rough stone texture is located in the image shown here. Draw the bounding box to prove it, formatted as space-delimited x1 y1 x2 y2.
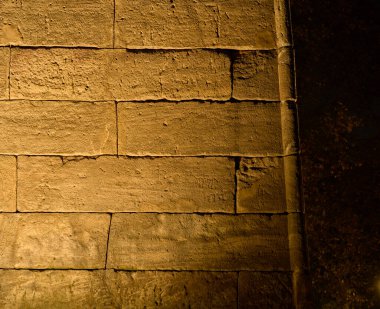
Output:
0 156 16 212
237 157 286 213
18 156 235 213
0 270 237 308
0 0 304 306
0 47 9 99
108 214 290 270
118 102 284 156
233 50 280 101
0 214 110 269
238 272 293 308
0 270 116 309
0 101 116 155
10 49 231 101
115 0 276 49
109 271 238 308
0 0 113 47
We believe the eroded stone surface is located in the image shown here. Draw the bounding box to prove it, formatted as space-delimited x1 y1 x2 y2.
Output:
0 214 110 269
0 47 9 99
109 271 237 308
237 157 286 213
18 156 235 213
0 101 116 155
0 270 115 309
118 102 284 156
0 156 16 212
0 270 237 308
10 49 231 101
238 272 293 308
108 214 290 270
233 50 280 100
0 0 113 47
115 0 276 49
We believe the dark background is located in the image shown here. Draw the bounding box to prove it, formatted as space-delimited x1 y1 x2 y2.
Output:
291 0 380 307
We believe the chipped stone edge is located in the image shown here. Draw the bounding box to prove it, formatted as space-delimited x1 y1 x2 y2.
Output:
275 1 310 307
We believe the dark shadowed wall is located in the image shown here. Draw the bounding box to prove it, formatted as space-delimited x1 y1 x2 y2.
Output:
292 0 380 307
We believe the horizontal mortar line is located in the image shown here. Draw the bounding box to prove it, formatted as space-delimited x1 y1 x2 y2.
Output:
0 267 107 271
0 98 284 104
107 268 292 273
0 211 298 216
0 268 291 273
2 45 279 52
110 269 293 273
0 99 116 103
0 152 300 158
116 98 283 104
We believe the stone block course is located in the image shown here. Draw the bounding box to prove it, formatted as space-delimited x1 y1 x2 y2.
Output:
0 213 110 269
18 156 235 213
0 101 116 155
118 101 284 156
108 213 291 271
0 0 113 47
0 156 16 212
10 48 231 101
115 0 276 49
0 270 237 308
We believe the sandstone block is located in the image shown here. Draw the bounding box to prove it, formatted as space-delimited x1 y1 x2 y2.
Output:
233 50 280 101
18 156 235 213
115 0 276 49
10 49 231 101
108 214 290 270
0 214 110 269
0 0 113 47
238 272 293 308
108 271 237 308
118 102 284 156
237 157 286 213
0 48 10 99
0 270 237 308
0 156 16 212
0 270 115 309
0 101 116 155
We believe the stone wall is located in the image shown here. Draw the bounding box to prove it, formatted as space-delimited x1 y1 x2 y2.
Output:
0 0 306 307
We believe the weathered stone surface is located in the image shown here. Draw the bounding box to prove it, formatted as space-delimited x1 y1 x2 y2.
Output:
109 271 237 308
0 101 116 155
237 157 286 213
108 214 290 270
0 47 9 99
0 270 237 308
18 156 235 213
115 0 276 49
118 102 284 156
0 0 113 47
11 49 231 101
238 272 293 308
0 214 110 269
0 156 16 212
233 50 280 101
0 270 115 309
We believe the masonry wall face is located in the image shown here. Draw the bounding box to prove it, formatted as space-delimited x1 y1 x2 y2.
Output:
0 0 306 308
